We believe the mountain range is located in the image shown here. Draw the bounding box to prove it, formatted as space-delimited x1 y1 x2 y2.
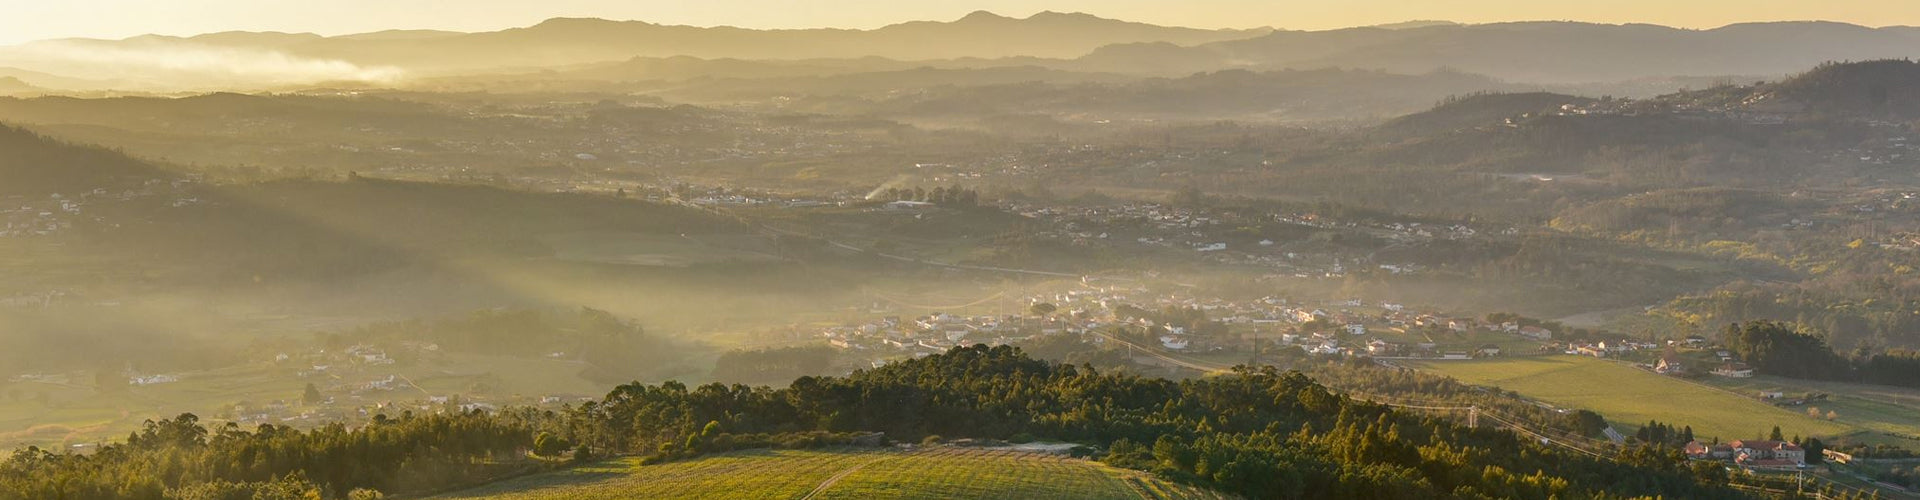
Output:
16 11 1267 77
6 12 1920 94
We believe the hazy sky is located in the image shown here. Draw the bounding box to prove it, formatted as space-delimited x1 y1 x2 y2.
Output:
2 0 1917 45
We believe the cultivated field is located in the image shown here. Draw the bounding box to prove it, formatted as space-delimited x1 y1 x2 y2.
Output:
1402 355 1856 442
1695 374 1920 447
432 447 1232 500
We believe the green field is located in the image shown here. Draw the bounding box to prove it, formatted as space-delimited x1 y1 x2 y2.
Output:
1694 374 1920 447
1402 355 1856 442
433 447 1231 500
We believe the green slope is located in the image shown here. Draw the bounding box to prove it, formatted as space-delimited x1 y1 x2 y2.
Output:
433 447 1232 500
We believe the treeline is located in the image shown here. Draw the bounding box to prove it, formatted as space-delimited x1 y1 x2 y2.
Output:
553 345 1743 499
2 346 1754 499
1721 321 1920 388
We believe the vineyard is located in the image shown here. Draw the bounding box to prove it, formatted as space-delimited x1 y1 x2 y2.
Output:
431 447 1233 500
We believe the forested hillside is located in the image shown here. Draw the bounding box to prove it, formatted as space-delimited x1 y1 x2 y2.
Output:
0 346 1753 499
0 124 169 196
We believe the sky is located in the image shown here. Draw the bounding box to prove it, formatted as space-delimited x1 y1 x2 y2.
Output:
2 0 1918 45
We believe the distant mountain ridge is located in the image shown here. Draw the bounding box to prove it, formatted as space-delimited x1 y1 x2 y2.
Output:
11 14 1920 92
1074 21 1920 82
65 11 1270 73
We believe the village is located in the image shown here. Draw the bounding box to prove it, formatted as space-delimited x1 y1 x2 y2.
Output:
813 274 1582 368
0 178 200 238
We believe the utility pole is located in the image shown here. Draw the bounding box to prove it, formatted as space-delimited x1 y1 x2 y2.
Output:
1250 327 1260 367
1469 406 1478 428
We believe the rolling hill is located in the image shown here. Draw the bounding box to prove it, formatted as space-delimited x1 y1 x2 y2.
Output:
0 123 171 196
1751 59 1920 119
0 121 755 285
13 11 1267 77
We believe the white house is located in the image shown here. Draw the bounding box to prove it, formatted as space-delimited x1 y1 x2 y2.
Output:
1713 363 1754 378
884 200 935 210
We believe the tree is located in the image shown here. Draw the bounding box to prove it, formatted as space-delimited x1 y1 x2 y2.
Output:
534 432 571 456
1029 302 1058 317
1805 437 1827 464
1769 426 1785 442
302 383 323 405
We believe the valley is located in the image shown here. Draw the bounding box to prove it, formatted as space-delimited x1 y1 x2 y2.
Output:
7 6 1920 499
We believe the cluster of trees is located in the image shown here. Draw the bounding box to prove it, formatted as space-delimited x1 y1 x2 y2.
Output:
1720 321 1920 389
1722 321 1855 380
0 411 528 499
1633 421 1694 448
872 185 980 207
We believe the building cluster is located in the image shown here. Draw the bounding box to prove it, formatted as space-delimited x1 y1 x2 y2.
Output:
1567 339 1660 358
820 312 1077 361
814 275 1567 369
1 179 197 238
1003 202 1514 281
1685 439 1808 468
